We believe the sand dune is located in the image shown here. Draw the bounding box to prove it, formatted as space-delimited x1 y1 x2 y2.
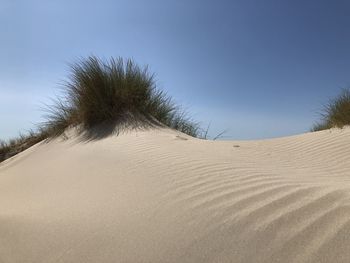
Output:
1 127 350 262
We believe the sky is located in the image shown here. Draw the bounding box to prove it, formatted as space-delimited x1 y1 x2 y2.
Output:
1 0 350 140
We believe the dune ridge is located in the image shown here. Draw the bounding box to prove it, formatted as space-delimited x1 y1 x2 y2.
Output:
0 127 350 262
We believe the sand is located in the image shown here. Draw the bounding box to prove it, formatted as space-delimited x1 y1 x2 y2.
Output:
0 127 350 263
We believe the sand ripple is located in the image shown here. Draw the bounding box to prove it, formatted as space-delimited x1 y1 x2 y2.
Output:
0 128 350 262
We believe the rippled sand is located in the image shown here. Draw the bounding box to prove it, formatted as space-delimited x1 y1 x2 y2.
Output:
1 127 350 262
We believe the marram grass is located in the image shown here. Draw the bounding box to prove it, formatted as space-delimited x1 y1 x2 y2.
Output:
312 89 350 131
43 56 200 137
0 56 200 162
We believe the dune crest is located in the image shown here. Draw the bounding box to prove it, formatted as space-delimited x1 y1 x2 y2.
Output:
1 127 350 263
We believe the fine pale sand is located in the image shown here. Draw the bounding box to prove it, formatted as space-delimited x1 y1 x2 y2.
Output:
1 127 350 263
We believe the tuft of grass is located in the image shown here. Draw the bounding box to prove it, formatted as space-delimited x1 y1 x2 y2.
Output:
312 89 350 131
43 56 200 137
0 130 47 163
1 56 201 163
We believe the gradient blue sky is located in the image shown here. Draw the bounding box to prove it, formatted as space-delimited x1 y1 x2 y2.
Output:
1 0 350 140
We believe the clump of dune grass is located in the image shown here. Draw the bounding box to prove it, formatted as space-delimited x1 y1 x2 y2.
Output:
312 89 350 131
0 56 201 163
0 129 48 162
42 56 200 137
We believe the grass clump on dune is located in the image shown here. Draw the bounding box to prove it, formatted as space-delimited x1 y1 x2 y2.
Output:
0 56 200 162
312 89 350 131
0 130 48 162
43 56 200 137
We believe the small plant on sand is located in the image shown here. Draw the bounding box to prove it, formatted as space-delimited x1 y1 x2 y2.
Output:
43 56 200 137
312 88 350 131
0 129 48 162
0 56 200 162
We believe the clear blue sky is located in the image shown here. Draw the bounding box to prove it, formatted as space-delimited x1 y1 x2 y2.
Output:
1 0 350 140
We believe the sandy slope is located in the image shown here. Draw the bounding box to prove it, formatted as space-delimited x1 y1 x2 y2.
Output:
1 127 350 263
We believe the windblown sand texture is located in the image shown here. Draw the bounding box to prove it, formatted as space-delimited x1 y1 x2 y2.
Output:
1 127 350 262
